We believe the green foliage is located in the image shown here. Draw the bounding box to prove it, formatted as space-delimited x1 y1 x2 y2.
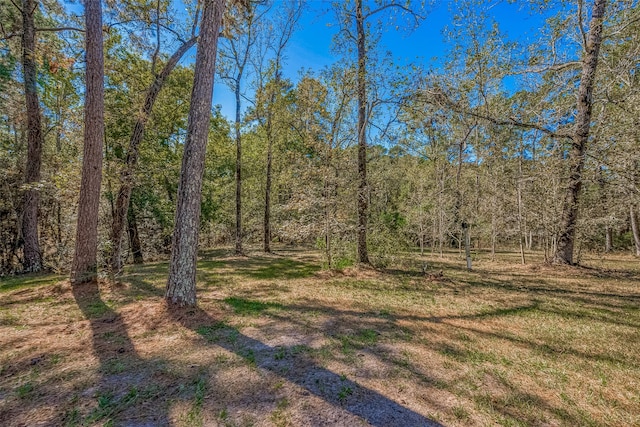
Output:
337 385 353 401
223 297 282 315
16 382 34 399
0 274 63 292
84 299 113 319
185 376 208 426
196 321 239 344
83 387 140 425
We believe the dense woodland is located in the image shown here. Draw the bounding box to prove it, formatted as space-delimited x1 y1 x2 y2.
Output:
1 0 639 298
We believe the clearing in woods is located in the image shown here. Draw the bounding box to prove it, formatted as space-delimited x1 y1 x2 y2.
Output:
0 248 638 426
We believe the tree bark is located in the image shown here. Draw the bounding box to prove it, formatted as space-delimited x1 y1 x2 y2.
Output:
71 0 104 284
630 205 640 256
356 0 370 265
517 151 526 265
110 37 197 273
605 226 613 252
463 222 472 270
258 2 302 254
264 115 273 253
166 0 224 306
235 76 244 255
127 205 143 264
263 64 282 255
553 0 607 265
20 0 44 272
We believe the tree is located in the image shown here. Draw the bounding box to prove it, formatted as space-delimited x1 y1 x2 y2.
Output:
18 0 45 272
105 0 202 273
335 0 424 265
249 0 303 253
421 0 619 265
631 204 640 256
355 0 369 264
166 0 225 306
218 3 267 255
553 0 607 264
109 36 197 274
71 0 104 284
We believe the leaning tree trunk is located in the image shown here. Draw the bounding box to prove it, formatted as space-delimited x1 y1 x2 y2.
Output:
71 0 104 284
166 0 224 306
20 0 44 272
631 204 640 257
110 37 196 273
553 0 607 265
356 0 370 265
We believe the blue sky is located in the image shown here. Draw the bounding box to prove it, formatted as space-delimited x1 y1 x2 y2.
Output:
61 0 553 120
212 0 551 119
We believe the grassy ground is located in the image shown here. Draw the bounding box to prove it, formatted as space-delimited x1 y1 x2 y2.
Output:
0 248 638 426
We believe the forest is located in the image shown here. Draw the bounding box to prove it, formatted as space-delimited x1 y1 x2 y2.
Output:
0 0 639 426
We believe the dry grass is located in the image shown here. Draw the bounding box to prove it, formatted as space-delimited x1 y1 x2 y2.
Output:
0 248 638 426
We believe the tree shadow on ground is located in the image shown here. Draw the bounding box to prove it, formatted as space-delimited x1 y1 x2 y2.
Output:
65 280 441 426
216 271 637 370
196 293 605 426
217 256 320 280
68 281 179 426
125 253 320 283
169 305 443 427
56 252 638 425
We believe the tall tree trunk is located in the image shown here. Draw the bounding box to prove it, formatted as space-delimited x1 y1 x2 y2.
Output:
235 77 244 255
259 2 302 254
454 139 464 252
263 65 282 254
166 0 224 306
20 0 44 272
438 166 444 258
264 122 273 253
127 206 143 264
71 0 104 284
518 185 526 265
630 204 640 256
517 149 526 265
605 226 613 253
454 126 475 262
323 162 332 267
262 69 277 255
553 0 607 265
463 222 472 270
54 83 65 250
356 0 369 264
110 37 197 273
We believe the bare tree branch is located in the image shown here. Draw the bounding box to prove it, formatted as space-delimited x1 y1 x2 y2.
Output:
151 0 161 76
510 61 582 75
419 88 574 140
365 2 424 24
577 0 588 53
9 0 23 14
